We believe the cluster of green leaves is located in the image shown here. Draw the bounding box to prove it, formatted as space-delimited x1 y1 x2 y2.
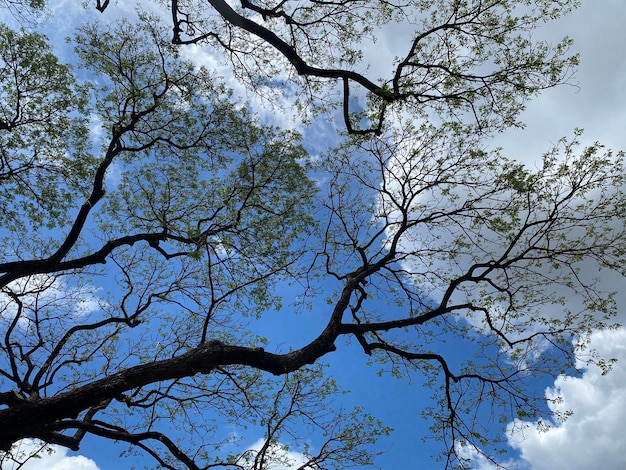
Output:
0 23 91 233
168 0 580 134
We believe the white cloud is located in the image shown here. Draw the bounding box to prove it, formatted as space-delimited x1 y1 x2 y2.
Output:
242 438 310 470
503 327 626 470
1 439 100 470
455 444 512 470
179 43 305 132
88 113 105 147
0 274 102 328
490 1 626 163
461 328 626 470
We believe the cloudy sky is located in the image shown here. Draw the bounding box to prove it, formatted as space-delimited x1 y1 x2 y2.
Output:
3 1 626 469
442 2 626 468
473 2 626 468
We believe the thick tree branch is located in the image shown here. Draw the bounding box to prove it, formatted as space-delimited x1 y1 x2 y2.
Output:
0 232 207 287
0 325 340 450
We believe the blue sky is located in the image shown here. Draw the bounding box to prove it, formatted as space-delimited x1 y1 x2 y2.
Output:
3 1 626 469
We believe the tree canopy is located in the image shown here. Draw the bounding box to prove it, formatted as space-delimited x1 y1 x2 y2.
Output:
0 1 624 469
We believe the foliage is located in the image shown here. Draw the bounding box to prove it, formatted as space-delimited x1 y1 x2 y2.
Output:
0 0 45 24
0 23 90 232
0 1 624 470
163 0 579 134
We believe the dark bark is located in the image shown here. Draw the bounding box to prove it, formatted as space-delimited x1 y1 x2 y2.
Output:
0 335 338 450
0 272 353 451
